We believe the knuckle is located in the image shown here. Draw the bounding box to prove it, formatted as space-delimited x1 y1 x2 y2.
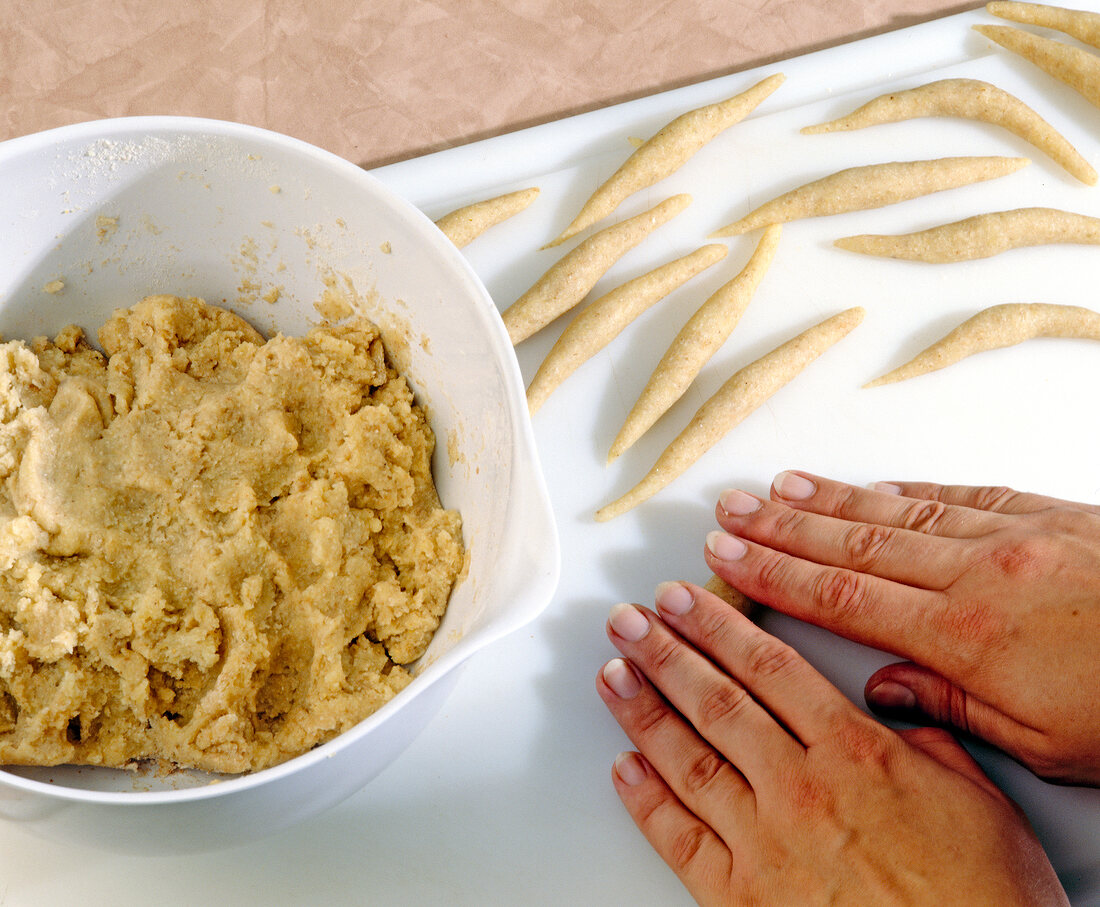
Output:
744 635 801 683
985 535 1048 582
756 549 795 593
901 499 949 534
975 485 1022 513
737 881 769 907
840 522 895 570
920 672 980 735
811 568 870 623
831 484 863 520
767 506 809 548
946 686 974 734
667 823 709 873
681 749 727 798
645 634 682 675
693 600 734 649
922 483 946 500
696 681 754 729
906 482 944 502
632 698 674 739
836 722 895 770
632 789 663 827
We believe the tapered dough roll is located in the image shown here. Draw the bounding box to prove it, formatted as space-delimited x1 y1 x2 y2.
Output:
866 303 1100 386
802 79 1095 184
608 224 782 461
547 73 785 246
596 307 864 521
987 1 1100 50
712 157 1028 236
435 187 539 248
502 194 691 345
526 244 728 413
836 207 1100 263
974 24 1100 110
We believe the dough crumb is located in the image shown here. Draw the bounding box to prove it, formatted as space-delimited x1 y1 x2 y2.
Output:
0 295 463 774
95 215 119 243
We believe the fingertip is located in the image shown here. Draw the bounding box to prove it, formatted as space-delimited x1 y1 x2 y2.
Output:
613 750 649 787
773 470 816 501
718 488 762 517
602 657 642 700
705 530 747 562
609 601 651 642
869 481 903 495
865 664 922 717
865 679 917 713
655 581 695 616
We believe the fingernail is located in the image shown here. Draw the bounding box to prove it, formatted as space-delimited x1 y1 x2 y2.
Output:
655 581 695 616
602 658 642 699
614 751 647 786
774 470 816 500
609 602 650 642
870 482 902 495
719 488 761 516
868 680 917 711
706 530 747 561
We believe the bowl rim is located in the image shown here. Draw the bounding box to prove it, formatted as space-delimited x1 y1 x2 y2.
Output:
0 115 560 806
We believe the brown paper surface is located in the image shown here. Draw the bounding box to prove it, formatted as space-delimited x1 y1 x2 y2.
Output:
2 0 979 168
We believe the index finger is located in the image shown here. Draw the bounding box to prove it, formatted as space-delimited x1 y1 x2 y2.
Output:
875 480 1100 517
655 581 867 748
704 529 952 668
770 471 1007 537
607 602 803 789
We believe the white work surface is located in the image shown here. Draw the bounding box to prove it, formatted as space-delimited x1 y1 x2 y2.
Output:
2 6 1100 905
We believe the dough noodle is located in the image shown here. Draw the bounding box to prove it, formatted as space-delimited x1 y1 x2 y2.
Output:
0 295 464 774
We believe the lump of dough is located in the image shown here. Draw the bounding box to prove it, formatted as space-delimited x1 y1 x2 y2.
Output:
0 295 464 774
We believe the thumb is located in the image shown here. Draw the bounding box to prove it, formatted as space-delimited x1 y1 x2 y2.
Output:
864 662 1032 761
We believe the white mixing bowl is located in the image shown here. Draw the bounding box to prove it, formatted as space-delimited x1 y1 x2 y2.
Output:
0 117 559 853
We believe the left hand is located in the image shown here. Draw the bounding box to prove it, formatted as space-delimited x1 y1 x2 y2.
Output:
596 582 1067 906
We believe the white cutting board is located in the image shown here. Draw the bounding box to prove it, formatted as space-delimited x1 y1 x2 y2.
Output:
372 5 1100 904
0 6 1097 907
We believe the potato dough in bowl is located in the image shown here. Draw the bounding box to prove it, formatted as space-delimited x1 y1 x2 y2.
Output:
0 117 558 853
0 294 464 775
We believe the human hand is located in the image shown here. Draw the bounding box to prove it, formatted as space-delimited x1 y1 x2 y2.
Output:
597 583 1067 906
706 472 1100 785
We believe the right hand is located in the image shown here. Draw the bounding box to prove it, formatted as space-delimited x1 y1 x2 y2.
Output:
704 472 1100 785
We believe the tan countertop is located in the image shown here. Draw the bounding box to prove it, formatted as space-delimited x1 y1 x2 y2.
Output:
3 0 979 168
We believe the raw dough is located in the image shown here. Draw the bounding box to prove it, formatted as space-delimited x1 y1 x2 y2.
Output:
0 295 463 774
